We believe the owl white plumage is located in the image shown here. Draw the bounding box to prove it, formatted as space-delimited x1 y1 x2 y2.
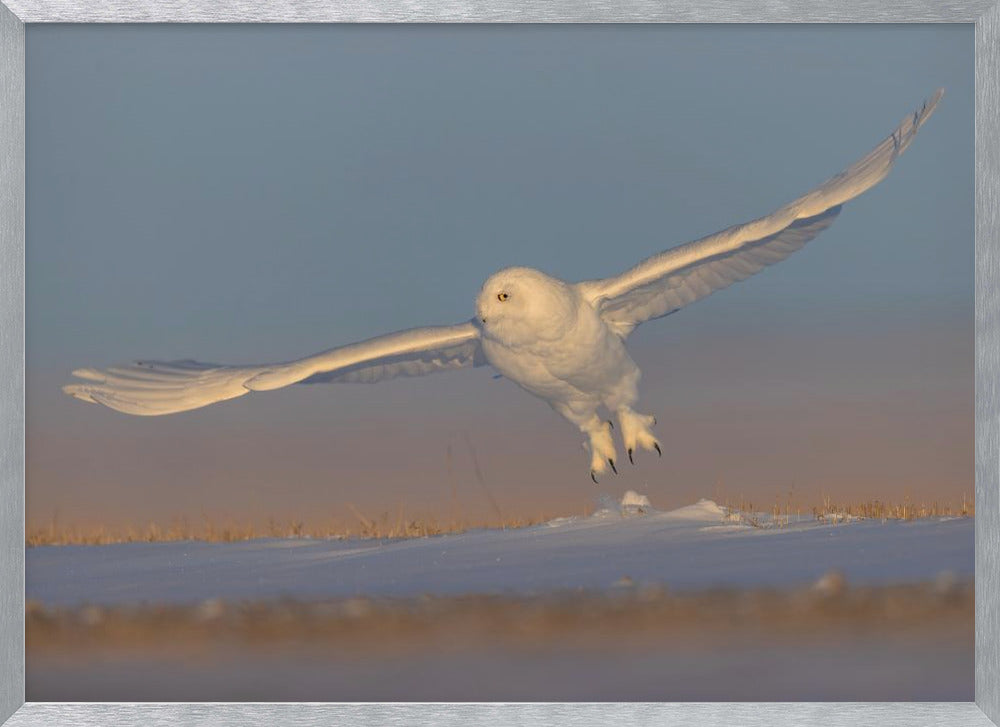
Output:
64 91 943 481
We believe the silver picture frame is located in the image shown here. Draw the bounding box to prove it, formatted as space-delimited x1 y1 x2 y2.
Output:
1 2 997 725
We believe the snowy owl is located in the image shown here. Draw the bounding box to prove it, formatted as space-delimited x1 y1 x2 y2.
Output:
64 91 942 481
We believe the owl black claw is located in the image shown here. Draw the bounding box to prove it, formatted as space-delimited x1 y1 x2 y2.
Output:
654 442 662 457
628 448 634 464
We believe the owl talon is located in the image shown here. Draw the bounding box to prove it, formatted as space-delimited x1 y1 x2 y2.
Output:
584 417 618 479
616 407 660 461
654 442 662 457
609 458 617 474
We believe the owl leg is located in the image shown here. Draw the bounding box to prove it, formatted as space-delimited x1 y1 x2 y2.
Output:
583 417 619 482
552 402 618 481
616 406 660 464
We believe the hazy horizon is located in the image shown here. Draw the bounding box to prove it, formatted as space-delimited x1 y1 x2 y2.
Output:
26 25 973 533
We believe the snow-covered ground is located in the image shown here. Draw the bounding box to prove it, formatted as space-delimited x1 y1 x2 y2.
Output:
27 498 973 607
26 497 974 701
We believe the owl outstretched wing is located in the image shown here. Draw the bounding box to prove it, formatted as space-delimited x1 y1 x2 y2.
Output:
580 90 943 338
63 321 484 416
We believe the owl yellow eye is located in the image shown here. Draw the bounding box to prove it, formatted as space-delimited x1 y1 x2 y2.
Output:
497 292 510 302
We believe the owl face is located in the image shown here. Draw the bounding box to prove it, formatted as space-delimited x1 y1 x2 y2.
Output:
476 267 577 347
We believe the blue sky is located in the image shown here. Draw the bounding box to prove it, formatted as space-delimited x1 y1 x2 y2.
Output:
26 25 973 529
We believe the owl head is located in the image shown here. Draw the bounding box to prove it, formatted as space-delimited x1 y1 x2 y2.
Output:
475 267 578 346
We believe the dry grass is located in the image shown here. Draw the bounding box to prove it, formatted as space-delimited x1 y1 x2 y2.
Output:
25 508 550 548
27 492 973 547
810 494 974 523
718 493 973 529
26 517 302 548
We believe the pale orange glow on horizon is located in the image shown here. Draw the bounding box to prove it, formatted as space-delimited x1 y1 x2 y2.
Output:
27 313 973 533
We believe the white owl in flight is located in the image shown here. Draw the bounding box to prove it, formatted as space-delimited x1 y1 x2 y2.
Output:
65 91 942 481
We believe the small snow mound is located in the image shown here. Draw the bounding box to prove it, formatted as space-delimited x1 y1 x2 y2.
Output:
812 569 847 597
934 570 960 596
590 491 654 518
621 490 651 511
196 598 226 622
663 498 727 522
79 606 104 626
